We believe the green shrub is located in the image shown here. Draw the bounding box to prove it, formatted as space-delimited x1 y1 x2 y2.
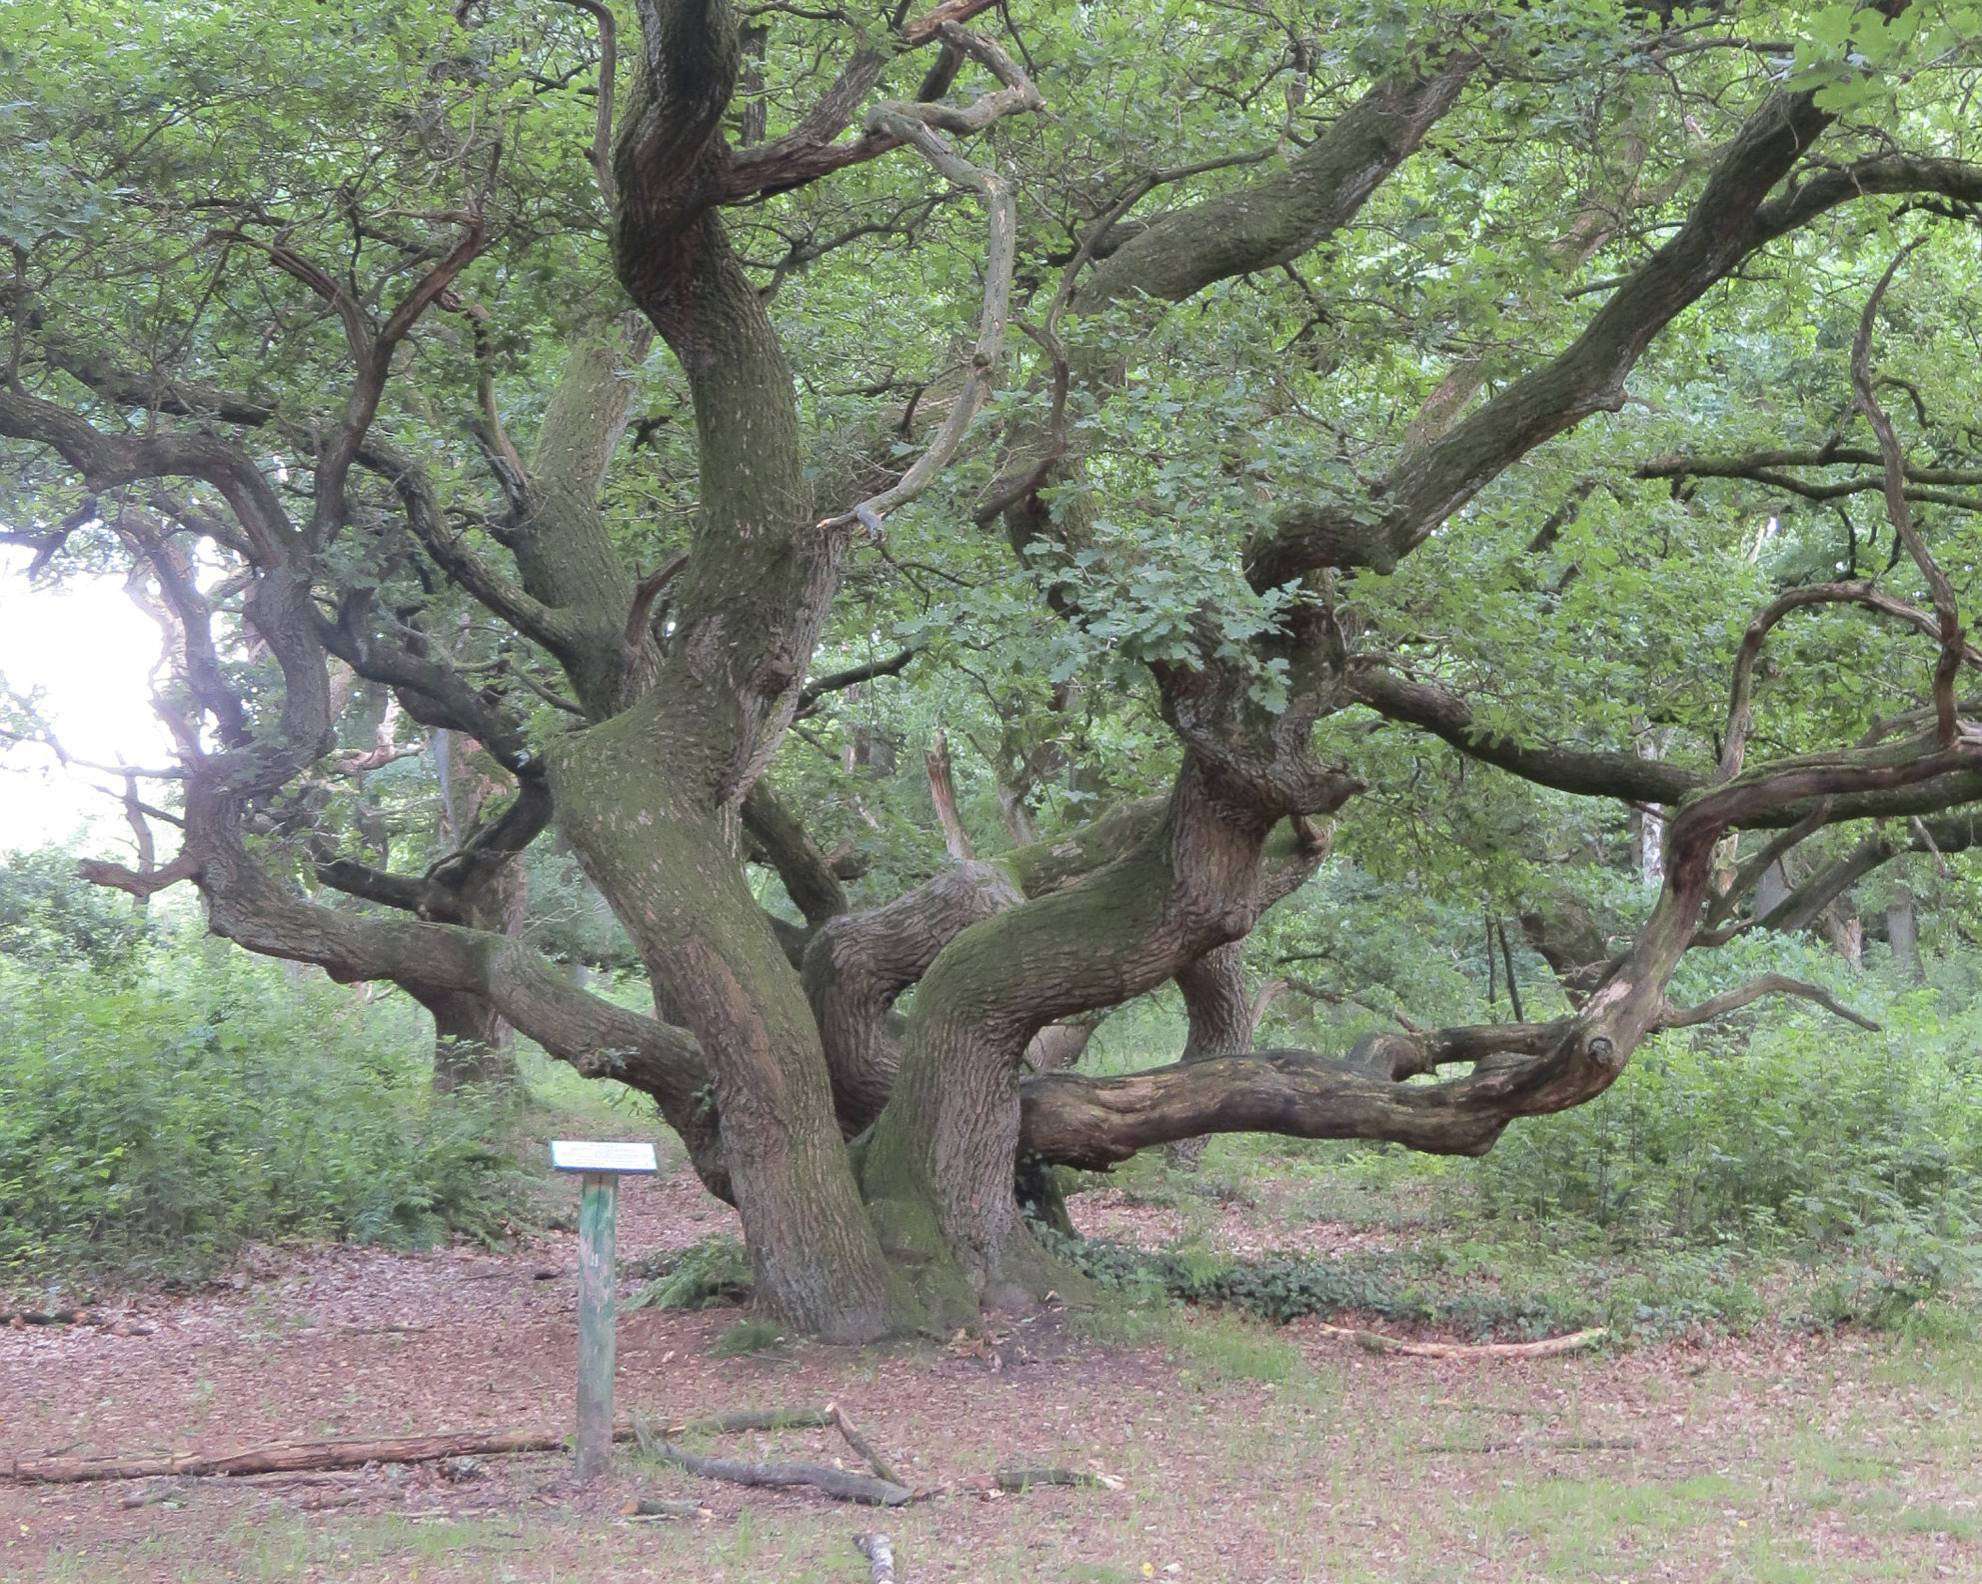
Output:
0 847 150 968
626 1236 752 1311
1350 983 1982 1327
1459 995 1982 1255
0 934 532 1293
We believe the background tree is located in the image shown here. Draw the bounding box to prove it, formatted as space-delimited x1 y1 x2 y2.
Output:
4 0 1982 1339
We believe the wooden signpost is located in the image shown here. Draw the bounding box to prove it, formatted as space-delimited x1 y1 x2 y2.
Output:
549 1139 659 1480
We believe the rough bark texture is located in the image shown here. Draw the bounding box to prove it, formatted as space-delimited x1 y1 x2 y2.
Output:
859 765 1333 1311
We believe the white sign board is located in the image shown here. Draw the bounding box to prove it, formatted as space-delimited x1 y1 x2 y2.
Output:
549 1139 659 1175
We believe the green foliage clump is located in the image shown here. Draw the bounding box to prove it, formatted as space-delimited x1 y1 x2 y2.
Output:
712 1318 789 1357
1446 992 1982 1319
625 1236 752 1311
0 932 530 1293
1464 996 1982 1247
1043 1232 1591 1339
0 847 150 969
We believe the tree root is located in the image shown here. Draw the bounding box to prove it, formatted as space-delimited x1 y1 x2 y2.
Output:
1312 1324 1608 1359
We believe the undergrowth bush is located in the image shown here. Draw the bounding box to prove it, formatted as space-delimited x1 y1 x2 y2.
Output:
0 934 532 1293
1307 983 1982 1327
625 1236 752 1311
1459 992 1982 1250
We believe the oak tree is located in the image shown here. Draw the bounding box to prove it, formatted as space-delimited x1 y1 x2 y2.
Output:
5 0 1982 1337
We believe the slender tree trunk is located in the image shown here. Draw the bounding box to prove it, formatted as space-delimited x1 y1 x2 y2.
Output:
1886 885 1922 979
1827 907 1865 970
1754 857 1792 920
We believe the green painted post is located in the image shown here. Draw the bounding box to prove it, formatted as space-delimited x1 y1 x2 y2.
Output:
574 1170 619 1481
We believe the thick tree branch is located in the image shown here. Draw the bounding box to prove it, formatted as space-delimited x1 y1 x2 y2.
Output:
1348 661 1704 803
1073 49 1481 311
1247 74 1982 586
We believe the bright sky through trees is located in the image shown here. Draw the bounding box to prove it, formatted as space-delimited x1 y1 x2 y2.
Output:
0 550 168 846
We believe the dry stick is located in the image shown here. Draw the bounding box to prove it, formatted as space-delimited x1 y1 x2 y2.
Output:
829 1404 905 1488
674 1407 838 1436
4 1429 569 1485
1495 920 1525 1022
857 1532 899 1583
119 1483 185 1510
1311 1324 1608 1360
917 1466 1124 1497
625 1497 706 1520
3 1408 833 1486
1412 1436 1640 1455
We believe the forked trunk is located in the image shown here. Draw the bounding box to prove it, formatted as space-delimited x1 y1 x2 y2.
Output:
858 763 1278 1317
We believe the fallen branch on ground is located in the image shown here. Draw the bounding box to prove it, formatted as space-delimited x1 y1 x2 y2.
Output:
1312 1324 1608 1360
675 1407 838 1435
829 1404 904 1487
993 1466 1122 1492
923 1465 1126 1497
119 1481 187 1510
1 1408 833 1485
856 1531 898 1582
1411 1436 1640 1454
3 1428 572 1484
637 1435 913 1506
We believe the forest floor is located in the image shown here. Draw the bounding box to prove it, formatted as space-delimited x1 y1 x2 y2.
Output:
3 1146 1979 1584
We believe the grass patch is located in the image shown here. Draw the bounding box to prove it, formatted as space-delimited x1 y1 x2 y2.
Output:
713 1317 790 1357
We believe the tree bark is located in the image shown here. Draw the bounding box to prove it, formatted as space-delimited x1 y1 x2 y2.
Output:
1163 942 1256 1170
550 727 900 1341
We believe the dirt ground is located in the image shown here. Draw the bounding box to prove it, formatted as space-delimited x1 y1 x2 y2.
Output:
3 1161 1978 1583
